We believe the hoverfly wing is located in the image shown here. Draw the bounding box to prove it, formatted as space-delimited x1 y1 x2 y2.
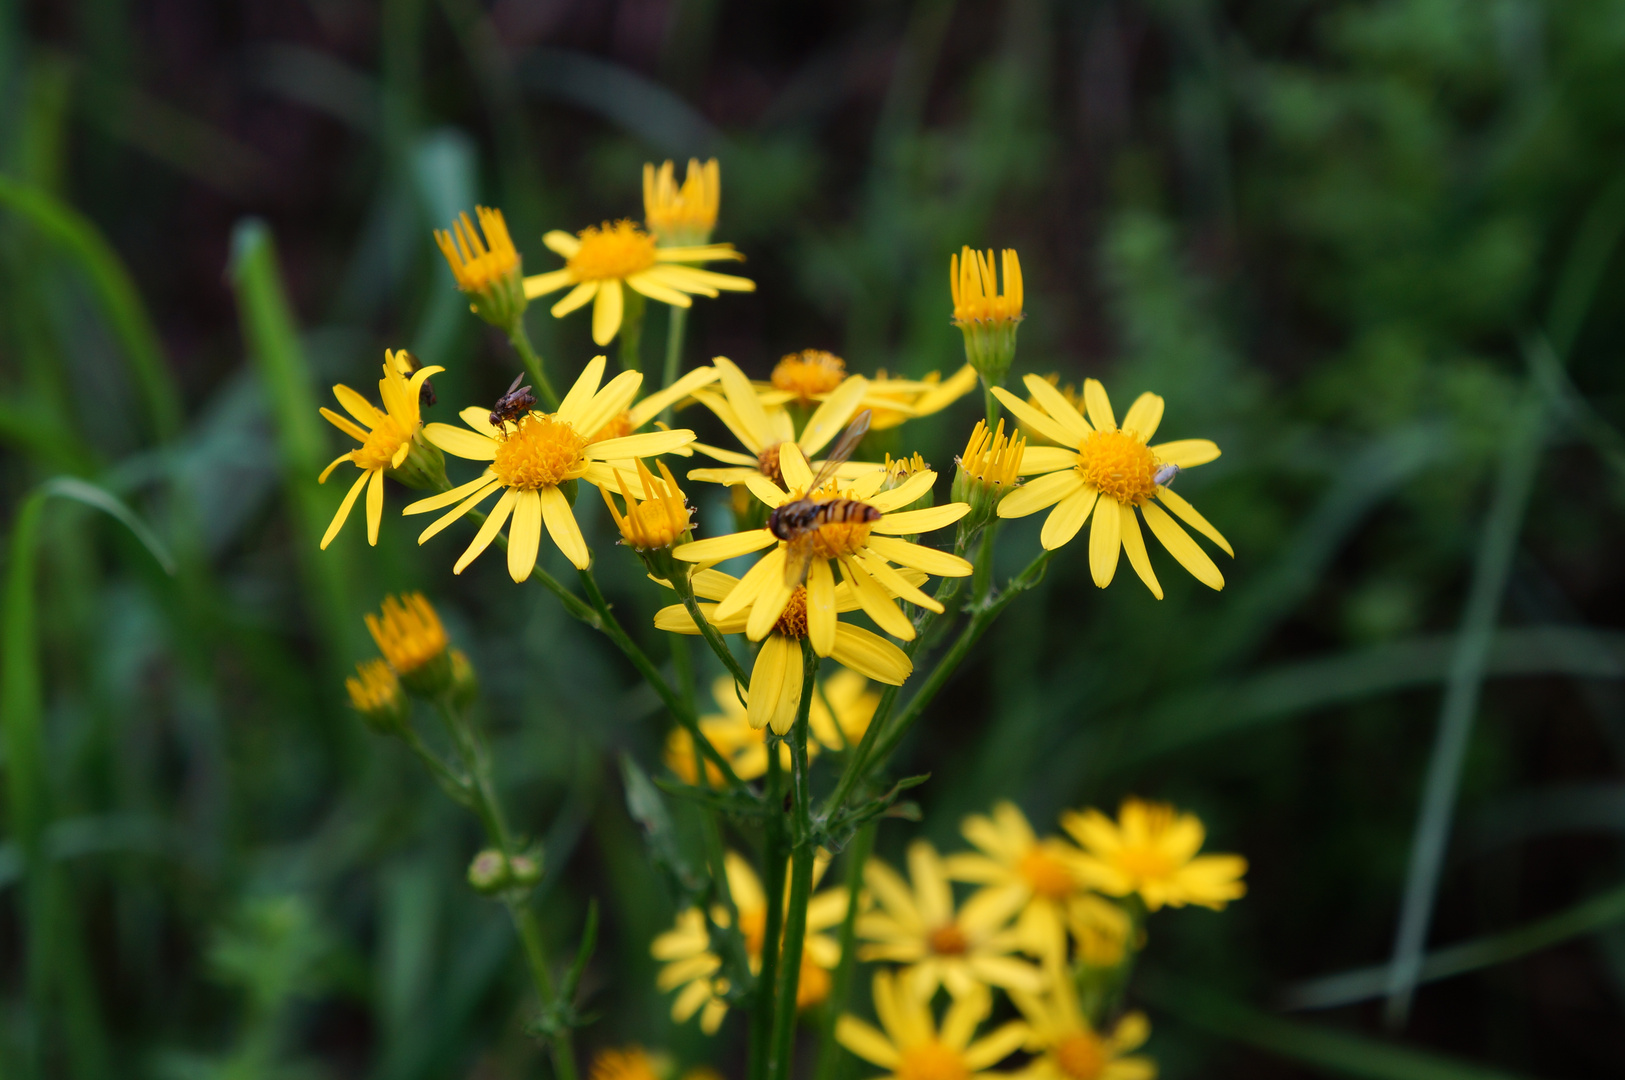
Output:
781 535 815 587
807 409 872 492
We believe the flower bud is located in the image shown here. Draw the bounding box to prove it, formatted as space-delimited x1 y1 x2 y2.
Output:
467 849 509 894
601 460 694 581
950 247 1023 387
365 593 452 698
509 851 544 886
346 659 409 735
434 207 528 333
644 158 721 247
952 419 1025 535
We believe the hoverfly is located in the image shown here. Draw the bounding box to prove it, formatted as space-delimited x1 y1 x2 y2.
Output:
768 409 882 586
489 374 537 432
1153 463 1181 488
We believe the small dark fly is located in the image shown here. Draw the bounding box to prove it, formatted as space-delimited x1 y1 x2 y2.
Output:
489 374 537 432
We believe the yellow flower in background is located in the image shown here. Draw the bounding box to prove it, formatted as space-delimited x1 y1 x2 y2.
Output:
1067 894 1135 969
590 1047 667 1080
687 356 877 489
1010 975 1155 1080
835 972 1027 1080
434 207 527 330
808 668 882 750
366 592 448 674
318 350 444 547
664 675 814 784
673 443 971 655
1061 798 1247 912
943 802 1090 964
992 374 1231 598
345 658 407 733
522 221 755 346
951 247 1024 385
860 365 979 430
654 568 913 733
653 851 848 1033
762 349 850 406
858 839 1044 1000
402 356 696 581
644 158 721 246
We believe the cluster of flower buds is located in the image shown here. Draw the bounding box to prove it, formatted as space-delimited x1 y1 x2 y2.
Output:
467 847 544 896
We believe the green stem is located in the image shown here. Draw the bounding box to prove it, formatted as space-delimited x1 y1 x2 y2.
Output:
751 745 789 1080
619 288 646 372
398 723 475 809
971 520 999 604
768 643 821 1080
672 568 752 688
813 822 877 1080
661 303 689 418
982 380 999 430
508 318 561 411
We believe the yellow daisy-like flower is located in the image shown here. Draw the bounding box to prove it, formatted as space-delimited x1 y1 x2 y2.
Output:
687 356 878 489
836 971 1027 1080
673 444 971 656
644 158 721 247
401 356 696 581
653 851 848 1034
761 349 850 407
991 374 1232 598
590 1047 666 1080
942 802 1091 965
664 674 815 784
951 247 1024 385
1061 798 1247 913
365 592 448 675
317 350 445 548
858 839 1044 1000
1067 894 1135 969
859 365 980 431
654 568 914 733
602 459 693 551
522 221 755 347
1009 976 1155 1080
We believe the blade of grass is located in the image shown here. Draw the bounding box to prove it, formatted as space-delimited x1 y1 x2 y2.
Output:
1140 973 1542 1080
1384 390 1544 1027
1283 879 1625 1010
0 173 182 442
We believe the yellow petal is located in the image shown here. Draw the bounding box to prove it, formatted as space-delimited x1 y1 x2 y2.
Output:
551 280 598 317
506 489 542 581
990 386 1077 448
319 452 352 484
320 406 370 444
867 470 937 513
806 557 837 657
405 471 499 515
523 267 574 299
628 365 720 427
716 544 785 620
1016 446 1080 475
797 375 869 456
675 529 775 564
574 368 645 438
542 230 581 257
321 469 371 549
1022 373 1092 443
1121 392 1165 440
625 270 695 307
863 536 973 578
838 558 914 640
415 479 502 544
592 279 624 346
999 470 1083 519
712 356 779 453
1149 438 1220 468
872 503 967 535
1140 500 1223 590
779 443 815 491
539 485 590 569
1119 502 1163 600
1155 486 1233 556
556 354 608 424
1082 378 1116 432
332 383 381 428
748 634 802 734
365 467 385 545
424 422 498 460
1088 496 1121 587
830 623 912 685
454 487 517 574
835 1018 900 1069
853 552 941 612
1040 487 1097 550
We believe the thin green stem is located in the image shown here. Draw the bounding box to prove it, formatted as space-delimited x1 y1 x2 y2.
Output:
673 569 752 688
661 303 689 419
619 289 646 372
751 745 789 1080
397 723 474 808
813 821 877 1080
768 641 821 1080
982 381 999 430
972 521 999 603
508 318 561 411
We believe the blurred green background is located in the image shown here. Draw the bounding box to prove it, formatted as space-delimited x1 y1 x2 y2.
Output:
1 0 1623 1076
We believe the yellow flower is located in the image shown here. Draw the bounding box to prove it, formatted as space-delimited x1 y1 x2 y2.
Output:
687 356 878 490
365 592 450 692
951 419 1025 530
654 568 913 733
942 802 1090 965
653 851 848 1033
402 356 696 581
434 207 527 329
951 248 1024 385
586 364 719 446
664 675 813 784
992 374 1232 598
858 839 1044 1000
860 365 980 430
318 350 445 548
673 443 972 656
766 349 850 406
1061 798 1247 912
345 658 407 732
1067 894 1135 969
809 668 882 750
522 221 755 346
1009 975 1155 1080
590 1046 667 1080
835 971 1027 1080
644 158 721 246
602 459 693 550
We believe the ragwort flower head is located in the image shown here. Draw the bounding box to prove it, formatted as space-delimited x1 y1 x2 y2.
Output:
943 801 1090 964
365 592 451 696
835 971 1027 1080
318 350 445 548
673 443 972 665
644 157 721 247
1061 797 1247 912
654 568 914 733
523 220 755 347
435 207 527 330
403 356 696 581
993 375 1232 598
858 839 1044 1000
1010 974 1156 1080
346 658 408 734
951 247 1024 385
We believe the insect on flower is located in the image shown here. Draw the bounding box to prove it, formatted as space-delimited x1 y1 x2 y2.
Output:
769 409 882 586
1153 463 1180 488
489 373 537 432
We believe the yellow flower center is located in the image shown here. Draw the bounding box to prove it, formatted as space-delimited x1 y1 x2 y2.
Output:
493 414 588 490
757 442 786 484
590 1047 661 1080
1076 429 1159 505
1054 1032 1107 1080
1114 845 1177 882
771 350 846 400
897 1042 969 1080
591 410 635 443
927 922 969 955
365 593 448 675
1018 849 1076 899
568 221 658 281
352 414 415 472
774 587 809 638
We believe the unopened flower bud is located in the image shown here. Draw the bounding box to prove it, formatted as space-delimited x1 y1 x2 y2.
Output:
508 851 543 886
952 419 1025 535
346 659 409 735
467 849 509 894
602 460 694 581
435 207 528 333
366 593 452 698
644 158 721 247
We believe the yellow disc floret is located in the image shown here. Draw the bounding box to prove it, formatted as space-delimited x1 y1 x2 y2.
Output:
350 412 415 472
1075 429 1159 505
772 350 847 400
365 593 448 676
567 220 659 281
1018 849 1077 900
492 414 589 490
774 586 809 638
